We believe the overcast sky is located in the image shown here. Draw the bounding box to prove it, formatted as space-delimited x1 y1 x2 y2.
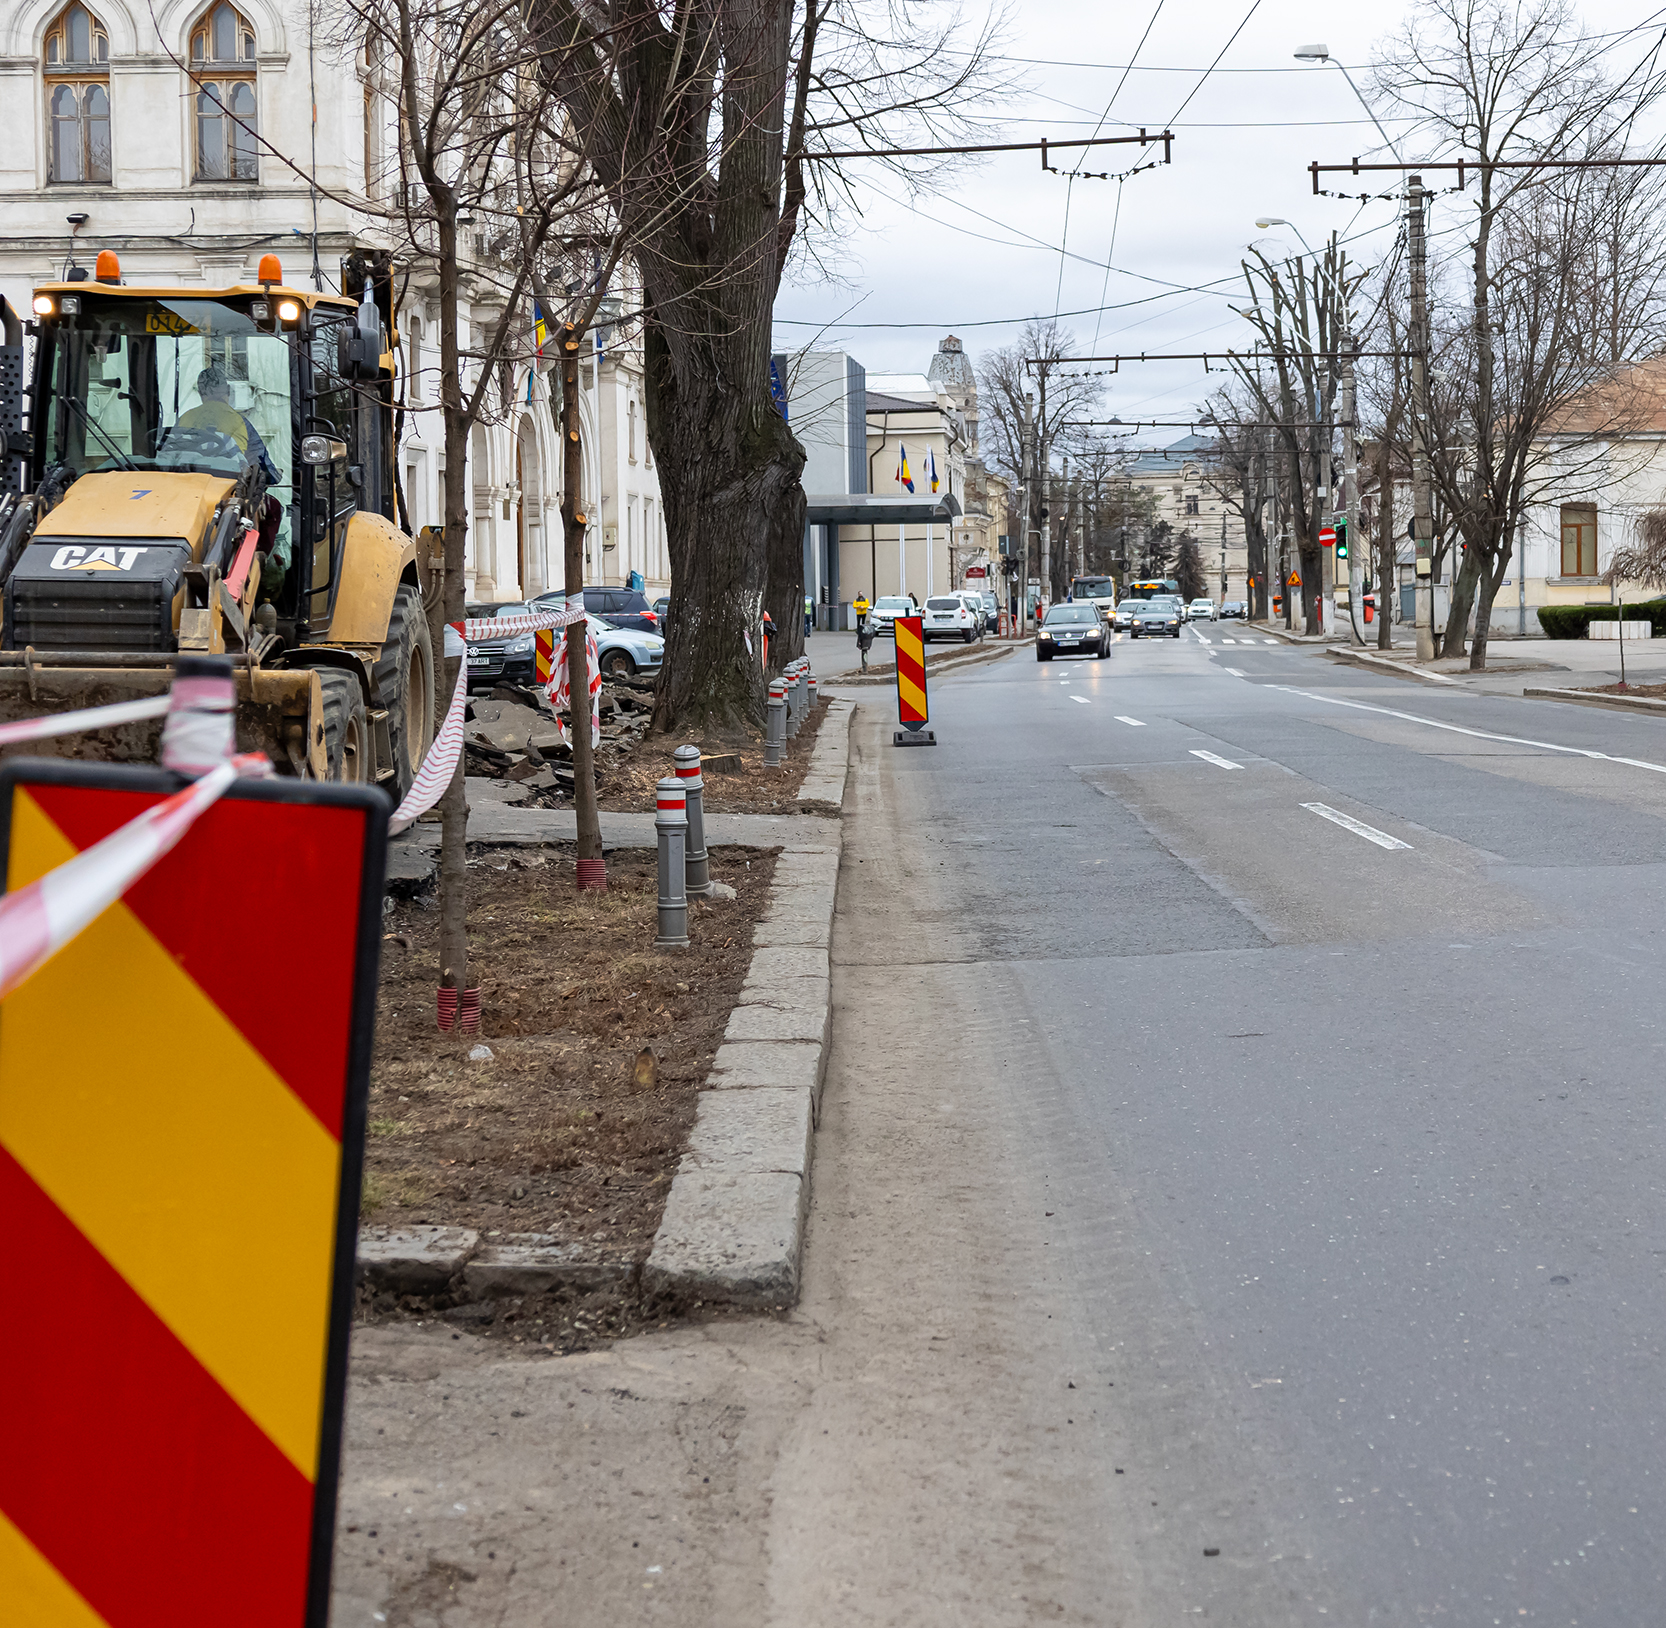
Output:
772 0 1641 443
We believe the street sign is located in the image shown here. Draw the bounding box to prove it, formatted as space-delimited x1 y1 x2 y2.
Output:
536 626 555 685
1319 525 1336 548
0 759 387 1628
1288 571 1302 586
965 565 987 578
892 615 935 746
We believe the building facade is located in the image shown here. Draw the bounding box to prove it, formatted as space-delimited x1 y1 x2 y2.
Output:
0 0 661 605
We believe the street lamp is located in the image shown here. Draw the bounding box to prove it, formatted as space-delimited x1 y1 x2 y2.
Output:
1254 216 1317 257
1293 44 1402 159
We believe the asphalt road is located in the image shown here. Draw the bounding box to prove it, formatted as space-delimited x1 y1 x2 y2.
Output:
333 628 1666 1626
864 625 1666 1624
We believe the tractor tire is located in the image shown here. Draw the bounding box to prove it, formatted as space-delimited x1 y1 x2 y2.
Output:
319 670 372 784
373 583 435 800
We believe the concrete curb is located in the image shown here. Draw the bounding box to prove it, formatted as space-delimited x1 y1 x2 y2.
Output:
1523 685 1666 716
798 697 855 808
1326 646 1459 685
834 639 1021 686
641 819 841 1308
355 1223 639 1299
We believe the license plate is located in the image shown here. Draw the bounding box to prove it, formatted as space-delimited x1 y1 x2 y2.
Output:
468 655 489 666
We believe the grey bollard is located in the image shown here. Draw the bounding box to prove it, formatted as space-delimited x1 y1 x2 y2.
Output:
673 743 710 897
765 679 788 767
655 777 689 947
783 661 800 737
788 662 807 736
806 673 818 715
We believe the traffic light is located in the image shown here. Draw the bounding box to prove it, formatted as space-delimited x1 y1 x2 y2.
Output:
1334 516 1349 562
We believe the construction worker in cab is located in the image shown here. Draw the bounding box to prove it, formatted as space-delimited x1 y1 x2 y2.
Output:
176 364 287 599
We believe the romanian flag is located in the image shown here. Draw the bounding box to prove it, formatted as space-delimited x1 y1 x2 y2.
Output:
897 444 915 493
533 302 548 359
926 448 939 494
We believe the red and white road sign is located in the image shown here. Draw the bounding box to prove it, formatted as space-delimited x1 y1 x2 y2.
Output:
1320 525 1336 548
965 565 987 578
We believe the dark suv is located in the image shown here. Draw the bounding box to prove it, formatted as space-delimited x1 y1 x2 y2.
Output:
534 585 660 637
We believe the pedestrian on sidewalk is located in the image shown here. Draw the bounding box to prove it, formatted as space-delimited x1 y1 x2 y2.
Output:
804 593 814 636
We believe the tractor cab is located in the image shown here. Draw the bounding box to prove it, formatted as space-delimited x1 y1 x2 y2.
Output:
0 253 433 790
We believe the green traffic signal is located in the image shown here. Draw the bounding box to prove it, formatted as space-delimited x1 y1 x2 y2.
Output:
1335 516 1349 561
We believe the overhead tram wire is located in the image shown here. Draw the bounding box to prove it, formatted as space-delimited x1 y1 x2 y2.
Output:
1055 0 1168 319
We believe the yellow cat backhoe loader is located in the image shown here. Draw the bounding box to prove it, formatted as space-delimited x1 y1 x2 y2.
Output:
0 249 433 789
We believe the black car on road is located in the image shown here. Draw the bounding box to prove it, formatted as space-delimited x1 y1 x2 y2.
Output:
1037 603 1110 660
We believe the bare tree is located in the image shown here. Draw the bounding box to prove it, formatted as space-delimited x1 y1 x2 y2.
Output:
528 0 1001 733
1204 382 1274 620
1374 0 1666 667
978 320 1102 597
1229 242 1364 633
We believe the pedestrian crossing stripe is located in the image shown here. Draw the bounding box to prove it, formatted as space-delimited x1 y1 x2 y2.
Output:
0 761 388 1628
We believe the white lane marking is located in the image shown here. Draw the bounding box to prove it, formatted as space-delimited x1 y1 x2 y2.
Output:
1224 667 1246 677
1114 715 1146 726
1070 694 1091 704
1263 638 1278 645
1301 801 1413 850
1268 685 1666 775
1193 630 1212 645
1220 638 1236 644
1190 749 1242 770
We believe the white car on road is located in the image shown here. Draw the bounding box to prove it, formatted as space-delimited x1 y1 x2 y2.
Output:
923 595 978 642
1187 598 1217 622
867 595 917 635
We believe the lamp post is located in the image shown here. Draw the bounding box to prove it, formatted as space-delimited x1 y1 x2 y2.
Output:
1292 45 1402 158
1253 216 1318 258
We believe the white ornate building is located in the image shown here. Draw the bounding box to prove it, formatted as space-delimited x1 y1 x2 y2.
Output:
0 0 664 602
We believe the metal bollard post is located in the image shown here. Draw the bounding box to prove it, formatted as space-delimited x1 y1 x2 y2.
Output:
673 743 710 897
788 662 806 736
782 660 799 736
765 679 788 767
654 777 689 947
806 673 818 715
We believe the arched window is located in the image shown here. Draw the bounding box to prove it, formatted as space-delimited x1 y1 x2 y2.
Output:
190 2 257 181
43 4 111 184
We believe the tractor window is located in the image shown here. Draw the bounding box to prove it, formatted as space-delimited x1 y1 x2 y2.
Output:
37 293 295 568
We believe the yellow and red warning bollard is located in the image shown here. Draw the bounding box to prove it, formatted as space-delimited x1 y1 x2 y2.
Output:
892 615 937 747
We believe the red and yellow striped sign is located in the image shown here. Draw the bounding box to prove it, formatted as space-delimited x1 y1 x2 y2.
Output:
536 626 555 685
0 760 385 1628
894 614 928 727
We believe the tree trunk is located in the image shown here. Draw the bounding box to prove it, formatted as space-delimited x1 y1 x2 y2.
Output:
560 323 603 872
1469 547 1511 671
1443 543 1484 657
646 320 805 734
434 215 469 996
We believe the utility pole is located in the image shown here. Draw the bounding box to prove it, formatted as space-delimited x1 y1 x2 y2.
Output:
1408 174 1435 661
1043 454 1058 615
1339 330 1361 644
1021 391 1034 634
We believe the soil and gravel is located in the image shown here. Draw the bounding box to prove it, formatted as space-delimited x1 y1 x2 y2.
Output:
596 693 831 812
1587 681 1666 698
359 843 777 1349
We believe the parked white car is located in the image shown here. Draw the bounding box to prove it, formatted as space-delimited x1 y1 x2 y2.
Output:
867 595 916 635
923 595 978 642
590 614 665 678
953 590 988 634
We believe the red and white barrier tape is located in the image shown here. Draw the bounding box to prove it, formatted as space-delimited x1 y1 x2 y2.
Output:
0 750 272 1003
387 603 584 834
0 692 172 747
550 595 601 751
